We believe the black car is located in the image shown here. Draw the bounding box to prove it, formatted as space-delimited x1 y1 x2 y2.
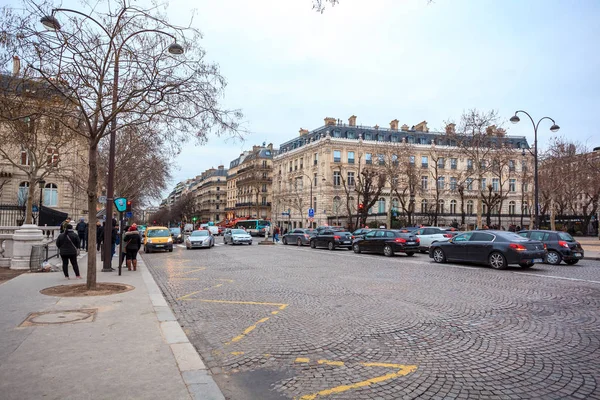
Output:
352 228 372 239
352 229 420 257
169 227 184 243
429 230 547 269
518 230 584 265
282 228 316 246
310 230 353 250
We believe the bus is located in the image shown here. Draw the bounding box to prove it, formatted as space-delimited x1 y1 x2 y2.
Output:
235 219 270 236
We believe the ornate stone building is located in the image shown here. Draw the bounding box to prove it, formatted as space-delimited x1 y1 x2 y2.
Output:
189 165 227 223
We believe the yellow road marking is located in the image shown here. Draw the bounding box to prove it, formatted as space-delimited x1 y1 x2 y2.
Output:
295 357 310 363
183 299 288 308
299 364 417 400
217 279 234 283
177 290 202 301
264 354 271 357
318 360 344 367
228 317 270 344
271 311 279 315
361 362 408 369
230 351 245 356
169 267 206 278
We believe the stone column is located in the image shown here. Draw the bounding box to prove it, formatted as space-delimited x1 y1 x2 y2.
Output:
0 233 14 268
10 224 44 270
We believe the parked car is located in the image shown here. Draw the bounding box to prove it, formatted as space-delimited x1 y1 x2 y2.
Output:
518 230 584 265
315 226 345 234
185 230 214 249
169 227 184 243
352 228 372 239
352 229 420 257
183 224 194 234
414 227 453 253
143 226 173 253
223 228 253 245
310 230 353 250
206 226 220 236
429 230 547 269
399 227 420 234
282 228 316 246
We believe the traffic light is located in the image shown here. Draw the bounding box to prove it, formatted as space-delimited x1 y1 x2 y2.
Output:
192 217 197 222
126 200 132 212
358 203 364 211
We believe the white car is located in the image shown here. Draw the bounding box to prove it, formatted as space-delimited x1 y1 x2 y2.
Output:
414 227 453 253
186 230 214 249
223 229 253 245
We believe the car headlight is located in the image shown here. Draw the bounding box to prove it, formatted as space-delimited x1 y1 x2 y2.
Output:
147 239 153 244
167 238 173 243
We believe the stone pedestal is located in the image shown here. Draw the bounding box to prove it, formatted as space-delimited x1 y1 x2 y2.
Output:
10 224 44 270
0 234 14 268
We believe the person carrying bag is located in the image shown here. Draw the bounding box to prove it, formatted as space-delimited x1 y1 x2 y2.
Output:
56 224 81 280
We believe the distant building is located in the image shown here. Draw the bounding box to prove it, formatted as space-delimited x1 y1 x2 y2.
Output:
189 165 228 223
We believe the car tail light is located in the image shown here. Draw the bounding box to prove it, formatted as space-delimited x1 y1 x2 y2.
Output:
544 243 547 250
304 234 310 239
558 240 570 248
394 238 407 243
509 243 527 251
443 234 453 238
415 238 420 244
334 235 341 240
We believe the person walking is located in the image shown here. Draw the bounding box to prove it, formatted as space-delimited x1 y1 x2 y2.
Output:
124 224 142 271
60 217 72 234
96 221 104 251
76 218 87 251
56 224 81 280
111 224 118 258
118 225 130 270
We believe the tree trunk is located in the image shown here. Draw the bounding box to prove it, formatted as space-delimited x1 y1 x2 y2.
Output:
476 198 482 229
25 176 35 225
86 141 98 290
550 197 556 231
386 197 392 228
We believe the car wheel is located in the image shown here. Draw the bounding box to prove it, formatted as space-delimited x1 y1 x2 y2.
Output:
283 238 288 245
353 244 361 253
565 259 579 265
546 250 562 265
489 252 507 270
432 248 445 263
405 252 415 257
310 240 316 249
519 262 534 268
419 249 427 254
328 241 335 251
145 246 151 254
248 241 252 245
297 238 302 246
168 249 173 252
383 244 394 257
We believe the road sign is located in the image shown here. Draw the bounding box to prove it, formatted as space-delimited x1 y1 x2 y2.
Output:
281 212 290 216
308 208 315 218
32 205 38 213
99 195 107 204
125 211 133 219
114 197 127 212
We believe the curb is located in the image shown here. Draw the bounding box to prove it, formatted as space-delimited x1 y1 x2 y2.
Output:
139 258 225 400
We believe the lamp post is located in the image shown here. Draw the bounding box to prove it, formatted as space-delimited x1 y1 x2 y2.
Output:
510 110 560 229
41 10 183 272
37 180 46 225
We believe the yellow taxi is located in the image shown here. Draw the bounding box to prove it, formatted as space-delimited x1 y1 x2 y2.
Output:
143 226 174 253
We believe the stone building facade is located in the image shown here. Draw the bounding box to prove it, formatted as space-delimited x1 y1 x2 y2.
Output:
189 165 227 223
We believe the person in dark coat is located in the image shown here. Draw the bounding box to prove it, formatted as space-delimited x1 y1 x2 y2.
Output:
96 221 104 251
76 218 87 250
124 224 142 271
111 225 118 258
56 224 81 279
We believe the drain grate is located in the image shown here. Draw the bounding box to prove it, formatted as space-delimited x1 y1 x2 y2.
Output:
19 309 97 327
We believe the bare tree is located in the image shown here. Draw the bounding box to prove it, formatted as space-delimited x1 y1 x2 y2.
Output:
381 143 419 227
1 0 241 288
355 165 386 228
169 192 196 225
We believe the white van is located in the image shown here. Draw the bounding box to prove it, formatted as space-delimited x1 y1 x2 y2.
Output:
184 224 194 234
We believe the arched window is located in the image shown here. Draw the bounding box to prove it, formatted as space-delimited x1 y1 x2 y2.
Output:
466 200 474 215
421 199 428 213
450 200 457 214
508 201 516 215
333 196 342 214
438 199 445 214
522 201 529 215
43 183 58 206
18 182 29 206
378 198 386 214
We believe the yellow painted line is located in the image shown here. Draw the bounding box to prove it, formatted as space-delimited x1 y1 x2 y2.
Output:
229 317 270 344
295 357 310 363
177 290 202 301
230 351 245 356
217 279 234 283
271 311 279 315
361 362 409 369
263 354 271 357
278 304 289 310
169 267 206 278
317 360 344 367
187 299 288 308
299 365 417 400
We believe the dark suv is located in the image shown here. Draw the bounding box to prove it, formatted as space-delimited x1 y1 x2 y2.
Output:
310 230 353 250
518 230 584 265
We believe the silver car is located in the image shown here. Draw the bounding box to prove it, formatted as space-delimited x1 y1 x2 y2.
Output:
223 228 253 245
185 230 214 249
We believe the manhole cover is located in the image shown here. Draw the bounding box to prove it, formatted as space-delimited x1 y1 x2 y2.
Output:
19 309 97 327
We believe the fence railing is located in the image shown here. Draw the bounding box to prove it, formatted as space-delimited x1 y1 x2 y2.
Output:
0 204 25 227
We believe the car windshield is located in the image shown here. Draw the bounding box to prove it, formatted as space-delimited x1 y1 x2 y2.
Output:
231 229 246 234
558 232 575 241
170 228 181 234
148 229 170 237
191 231 209 237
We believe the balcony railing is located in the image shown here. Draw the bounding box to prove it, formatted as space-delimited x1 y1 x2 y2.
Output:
234 202 272 208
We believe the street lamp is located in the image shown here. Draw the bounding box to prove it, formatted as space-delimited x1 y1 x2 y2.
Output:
510 110 560 229
41 10 183 272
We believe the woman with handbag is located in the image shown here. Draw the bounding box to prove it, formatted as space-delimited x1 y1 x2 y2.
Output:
123 224 141 271
56 224 82 280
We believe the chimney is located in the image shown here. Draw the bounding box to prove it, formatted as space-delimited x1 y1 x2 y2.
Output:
218 165 224 170
268 143 273 150
390 119 399 131
486 125 496 135
414 121 429 132
401 124 409 131
299 128 309 136
324 117 336 126
374 124 379 130
445 123 456 135
348 115 357 127
12 56 20 76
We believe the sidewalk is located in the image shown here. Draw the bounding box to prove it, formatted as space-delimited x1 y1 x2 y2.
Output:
578 236 600 261
0 252 224 400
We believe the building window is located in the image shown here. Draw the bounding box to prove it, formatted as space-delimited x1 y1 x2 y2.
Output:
522 202 529 215
438 199 445 214
421 156 428 168
466 200 474 215
522 160 528 172
261 184 267 192
450 158 457 170
378 198 386 214
313 197 317 213
216 204 220 210
437 176 445 190
333 150 341 163
299 159 303 169
313 173 317 187
216 187 220 191
421 176 428 191
333 130 341 138
314 153 318 166
409 155 415 165
523 183 529 192
392 198 399 211
20 151 30 166
466 178 473 191
480 160 487 169
43 183 58 206
348 151 355 164
262 196 267 205
450 200 457 214
18 182 29 206
450 177 457 191
492 178 499 192
467 159 473 170
333 196 342 213
365 133 372 140
347 131 354 139
333 171 341 186
366 153 372 164
481 178 487 191
421 199 428 213
391 154 398 166
295 177 303 190
376 154 384 165
509 201 516 215
262 160 267 168
347 172 355 186
437 158 445 169
509 160 515 172
294 160 298 170
509 179 516 192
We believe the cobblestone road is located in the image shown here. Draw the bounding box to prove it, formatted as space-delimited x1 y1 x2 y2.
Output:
143 240 600 400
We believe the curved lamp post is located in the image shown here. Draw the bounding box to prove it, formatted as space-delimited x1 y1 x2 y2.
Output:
41 9 183 272
510 110 560 229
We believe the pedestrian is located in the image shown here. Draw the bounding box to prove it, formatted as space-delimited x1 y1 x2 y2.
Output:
118 225 130 269
76 218 87 250
124 224 142 271
56 224 81 280
111 224 118 258
96 221 104 251
273 226 280 242
60 217 72 233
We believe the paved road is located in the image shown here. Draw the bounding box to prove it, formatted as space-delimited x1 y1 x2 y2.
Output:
143 239 600 400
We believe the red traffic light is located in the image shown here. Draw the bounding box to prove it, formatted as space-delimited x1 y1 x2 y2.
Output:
126 201 132 212
358 203 364 210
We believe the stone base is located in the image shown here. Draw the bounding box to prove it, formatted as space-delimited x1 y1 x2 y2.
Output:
11 224 44 270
